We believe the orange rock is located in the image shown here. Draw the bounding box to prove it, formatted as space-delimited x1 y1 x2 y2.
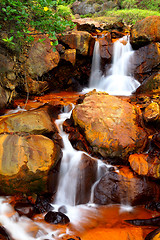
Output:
72 91 147 158
58 30 93 55
129 153 160 179
143 102 160 122
61 49 76 65
0 133 61 195
82 227 143 240
131 16 160 47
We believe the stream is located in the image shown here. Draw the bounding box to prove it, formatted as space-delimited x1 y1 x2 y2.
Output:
0 36 158 240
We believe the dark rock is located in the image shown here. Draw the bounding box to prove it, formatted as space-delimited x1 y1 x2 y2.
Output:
44 211 70 225
125 216 160 226
58 205 67 214
93 166 160 206
14 202 34 218
0 226 13 240
145 227 160 240
34 193 54 214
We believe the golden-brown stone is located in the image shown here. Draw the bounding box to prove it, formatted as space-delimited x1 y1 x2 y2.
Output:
72 91 147 158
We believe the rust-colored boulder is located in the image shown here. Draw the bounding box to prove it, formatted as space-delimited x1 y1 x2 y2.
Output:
72 91 147 159
26 37 60 78
93 166 160 206
58 30 93 55
129 152 160 179
0 133 61 195
61 49 76 65
82 227 143 240
0 107 55 134
131 16 160 48
131 43 160 82
143 102 160 122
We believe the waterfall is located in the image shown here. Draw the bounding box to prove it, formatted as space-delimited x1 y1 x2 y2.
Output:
87 35 140 96
54 107 83 206
89 40 101 88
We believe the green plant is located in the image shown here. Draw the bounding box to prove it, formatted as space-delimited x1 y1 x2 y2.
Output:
0 0 75 52
103 9 160 25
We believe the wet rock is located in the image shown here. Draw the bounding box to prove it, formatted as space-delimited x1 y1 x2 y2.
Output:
61 49 76 65
98 33 113 60
14 202 34 218
58 31 93 56
34 193 54 214
143 102 160 122
145 228 160 240
131 16 160 48
131 43 160 82
76 153 97 204
58 205 67 214
0 107 55 134
44 211 70 225
82 227 143 240
93 166 160 206
72 91 147 159
0 226 13 240
26 37 60 78
129 151 160 179
125 216 160 226
0 133 61 195
136 73 160 94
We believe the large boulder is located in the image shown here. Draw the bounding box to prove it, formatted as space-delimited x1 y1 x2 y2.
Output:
131 16 160 48
72 91 147 159
58 30 93 56
26 37 60 78
93 166 160 206
0 133 61 195
0 107 56 134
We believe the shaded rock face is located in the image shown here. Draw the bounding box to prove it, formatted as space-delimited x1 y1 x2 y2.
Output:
26 37 60 78
93 166 160 206
72 92 147 159
0 133 61 195
136 73 160 94
131 16 160 48
131 43 160 83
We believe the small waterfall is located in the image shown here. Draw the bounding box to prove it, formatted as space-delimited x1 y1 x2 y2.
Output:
89 40 101 88
88 35 140 96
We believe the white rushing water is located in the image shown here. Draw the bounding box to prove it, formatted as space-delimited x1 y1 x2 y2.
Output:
85 35 140 96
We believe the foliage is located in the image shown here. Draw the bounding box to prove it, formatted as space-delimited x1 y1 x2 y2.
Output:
135 0 160 11
57 4 74 19
93 9 160 25
0 0 75 52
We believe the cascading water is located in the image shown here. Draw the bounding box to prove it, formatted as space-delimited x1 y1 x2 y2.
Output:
86 35 140 96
